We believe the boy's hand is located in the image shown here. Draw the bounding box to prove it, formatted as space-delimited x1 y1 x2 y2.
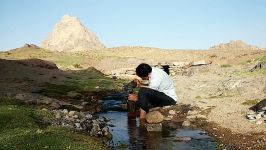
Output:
128 93 137 102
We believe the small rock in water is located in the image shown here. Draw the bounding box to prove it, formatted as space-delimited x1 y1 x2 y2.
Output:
62 109 68 114
169 110 176 115
146 111 164 123
85 113 93 119
69 111 76 116
41 108 48 111
174 137 192 142
55 112 61 119
75 123 81 128
182 120 191 127
73 115 79 119
146 123 162 132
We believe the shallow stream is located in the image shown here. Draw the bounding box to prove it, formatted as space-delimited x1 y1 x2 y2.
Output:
100 94 218 150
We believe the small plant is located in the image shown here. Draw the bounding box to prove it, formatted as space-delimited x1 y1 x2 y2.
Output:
73 63 83 68
221 64 232 68
242 99 258 105
195 96 202 99
209 54 217 58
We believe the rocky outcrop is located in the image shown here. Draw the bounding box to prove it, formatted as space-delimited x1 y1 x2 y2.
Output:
42 15 105 52
23 43 40 49
209 40 260 50
250 61 266 72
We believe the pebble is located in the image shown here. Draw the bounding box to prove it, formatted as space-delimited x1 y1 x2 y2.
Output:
50 109 113 143
85 114 93 119
69 111 76 116
62 109 68 114
75 123 81 128
182 120 191 127
42 108 48 111
55 112 61 119
169 110 176 115
174 137 192 142
255 114 262 119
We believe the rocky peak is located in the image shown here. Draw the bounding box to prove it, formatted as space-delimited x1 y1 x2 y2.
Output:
209 40 259 50
41 15 105 52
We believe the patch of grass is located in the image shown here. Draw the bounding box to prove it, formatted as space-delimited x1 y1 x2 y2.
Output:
195 96 202 99
0 99 106 150
209 95 234 99
221 64 232 68
39 68 124 98
242 99 258 106
236 68 266 77
255 55 266 62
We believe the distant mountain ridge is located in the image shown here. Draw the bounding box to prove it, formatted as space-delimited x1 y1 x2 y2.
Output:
209 40 260 50
42 15 105 52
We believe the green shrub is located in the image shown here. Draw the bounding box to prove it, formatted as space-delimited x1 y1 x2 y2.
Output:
221 64 232 68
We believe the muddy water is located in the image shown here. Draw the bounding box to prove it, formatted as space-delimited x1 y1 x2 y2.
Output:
101 111 217 150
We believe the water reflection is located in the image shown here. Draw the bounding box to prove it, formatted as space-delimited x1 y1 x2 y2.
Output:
100 111 217 150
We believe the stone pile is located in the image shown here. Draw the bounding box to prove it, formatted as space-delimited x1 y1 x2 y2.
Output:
246 110 266 125
246 99 266 124
45 109 113 140
145 111 164 131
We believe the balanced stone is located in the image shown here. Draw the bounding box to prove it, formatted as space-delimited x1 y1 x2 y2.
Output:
146 123 162 132
146 111 164 123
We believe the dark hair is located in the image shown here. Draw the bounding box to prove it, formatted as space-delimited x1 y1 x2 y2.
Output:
136 63 152 77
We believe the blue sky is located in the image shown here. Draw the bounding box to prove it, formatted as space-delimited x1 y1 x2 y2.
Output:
0 0 266 51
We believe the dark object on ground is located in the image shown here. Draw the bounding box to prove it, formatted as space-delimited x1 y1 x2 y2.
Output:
249 99 266 112
250 61 266 72
162 65 170 75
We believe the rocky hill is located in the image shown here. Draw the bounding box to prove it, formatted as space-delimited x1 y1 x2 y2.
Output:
209 40 260 50
42 15 105 52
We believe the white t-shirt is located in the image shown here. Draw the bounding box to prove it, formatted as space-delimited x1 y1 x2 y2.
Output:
148 67 178 101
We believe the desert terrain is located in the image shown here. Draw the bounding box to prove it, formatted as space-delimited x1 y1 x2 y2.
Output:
0 14 266 149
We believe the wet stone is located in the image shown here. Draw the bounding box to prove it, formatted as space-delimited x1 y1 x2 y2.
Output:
182 120 191 127
169 110 176 115
69 111 76 116
146 123 162 132
174 137 192 142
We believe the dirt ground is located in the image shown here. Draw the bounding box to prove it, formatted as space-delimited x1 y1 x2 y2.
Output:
1 47 266 149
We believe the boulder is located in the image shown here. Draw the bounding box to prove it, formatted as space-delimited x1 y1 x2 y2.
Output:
146 111 164 123
192 60 208 66
172 62 191 68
